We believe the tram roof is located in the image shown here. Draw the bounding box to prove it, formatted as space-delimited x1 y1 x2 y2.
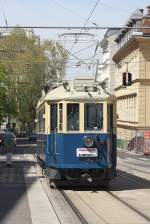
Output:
37 82 115 109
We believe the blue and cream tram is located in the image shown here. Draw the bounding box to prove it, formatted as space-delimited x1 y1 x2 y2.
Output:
36 77 117 186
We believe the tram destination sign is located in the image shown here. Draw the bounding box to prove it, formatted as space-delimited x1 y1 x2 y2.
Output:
76 148 98 157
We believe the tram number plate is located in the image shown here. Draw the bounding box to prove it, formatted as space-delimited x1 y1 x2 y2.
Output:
76 148 98 157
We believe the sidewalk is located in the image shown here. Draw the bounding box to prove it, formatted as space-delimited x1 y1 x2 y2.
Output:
0 155 59 224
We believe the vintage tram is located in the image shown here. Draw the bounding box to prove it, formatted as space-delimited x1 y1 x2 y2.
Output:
36 77 117 186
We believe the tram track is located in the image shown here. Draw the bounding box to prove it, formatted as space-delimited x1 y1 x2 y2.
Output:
117 172 146 187
105 172 150 223
59 171 150 224
34 160 150 224
60 190 89 224
61 185 150 224
105 190 150 223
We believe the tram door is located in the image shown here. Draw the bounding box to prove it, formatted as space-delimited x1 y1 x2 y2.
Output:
50 104 58 164
107 104 113 164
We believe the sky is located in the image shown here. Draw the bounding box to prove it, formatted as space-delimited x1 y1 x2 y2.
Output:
0 0 150 79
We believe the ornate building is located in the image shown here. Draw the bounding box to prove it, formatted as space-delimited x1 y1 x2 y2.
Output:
113 7 150 151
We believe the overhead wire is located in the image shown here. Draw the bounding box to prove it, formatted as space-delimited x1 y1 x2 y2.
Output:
0 0 8 27
0 26 150 30
51 0 97 26
78 0 100 33
72 43 97 54
87 0 131 14
1 27 150 73
68 0 100 52
88 41 100 69
63 0 101 74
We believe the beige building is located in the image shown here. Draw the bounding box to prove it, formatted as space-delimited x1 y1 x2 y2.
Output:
113 7 150 151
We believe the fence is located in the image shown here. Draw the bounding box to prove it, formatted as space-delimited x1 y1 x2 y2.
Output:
117 130 150 155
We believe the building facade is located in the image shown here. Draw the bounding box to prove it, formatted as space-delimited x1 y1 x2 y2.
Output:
98 29 119 93
113 7 150 151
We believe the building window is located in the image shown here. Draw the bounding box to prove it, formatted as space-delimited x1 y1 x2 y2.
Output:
67 104 79 131
84 103 103 131
117 95 137 122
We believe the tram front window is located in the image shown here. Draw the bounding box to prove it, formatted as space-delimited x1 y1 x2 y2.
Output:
67 104 79 131
84 103 103 131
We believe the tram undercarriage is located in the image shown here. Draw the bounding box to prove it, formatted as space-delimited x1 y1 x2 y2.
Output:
45 167 115 187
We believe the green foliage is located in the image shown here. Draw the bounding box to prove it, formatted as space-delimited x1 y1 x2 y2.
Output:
0 28 68 129
0 65 7 121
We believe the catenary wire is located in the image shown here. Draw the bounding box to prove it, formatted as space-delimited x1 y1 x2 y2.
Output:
72 43 97 54
0 0 8 26
87 0 132 14
68 0 100 52
1 26 150 29
51 0 98 26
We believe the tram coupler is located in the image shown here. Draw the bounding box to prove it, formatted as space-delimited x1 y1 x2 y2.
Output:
81 173 93 182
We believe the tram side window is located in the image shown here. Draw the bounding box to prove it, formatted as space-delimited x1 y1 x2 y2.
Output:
59 103 63 131
67 104 79 131
37 108 45 132
84 103 103 130
50 104 57 131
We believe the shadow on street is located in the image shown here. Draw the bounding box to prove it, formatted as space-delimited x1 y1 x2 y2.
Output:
0 138 37 224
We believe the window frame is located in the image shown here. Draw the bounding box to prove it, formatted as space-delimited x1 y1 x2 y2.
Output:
66 103 80 132
56 101 107 133
84 102 104 132
36 105 45 133
58 103 63 132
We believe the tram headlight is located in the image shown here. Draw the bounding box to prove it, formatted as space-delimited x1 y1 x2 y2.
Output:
83 136 94 148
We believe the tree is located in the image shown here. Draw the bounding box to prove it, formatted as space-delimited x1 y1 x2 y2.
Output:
0 28 68 132
0 65 7 129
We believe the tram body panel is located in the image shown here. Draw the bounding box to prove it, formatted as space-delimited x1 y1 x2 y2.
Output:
36 133 46 162
46 133 110 169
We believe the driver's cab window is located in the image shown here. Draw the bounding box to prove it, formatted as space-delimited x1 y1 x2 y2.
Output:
67 103 79 131
84 103 103 131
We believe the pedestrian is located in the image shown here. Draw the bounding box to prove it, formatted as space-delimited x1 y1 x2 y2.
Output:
3 133 14 167
0 133 4 147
